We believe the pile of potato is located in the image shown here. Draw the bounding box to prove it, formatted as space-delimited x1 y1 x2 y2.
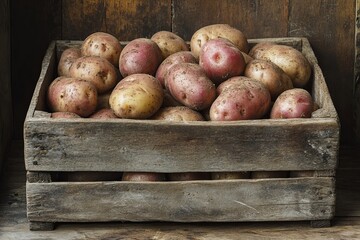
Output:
48 24 315 121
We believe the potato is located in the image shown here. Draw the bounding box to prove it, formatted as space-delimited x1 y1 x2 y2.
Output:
167 172 211 181
165 63 216 111
66 172 122 181
162 89 183 107
252 44 311 88
151 106 205 121
251 171 288 179
156 51 197 88
57 47 81 77
47 77 98 117
190 24 249 59
199 38 246 85
51 111 81 118
211 172 250 180
109 74 164 119
81 32 122 66
248 41 275 59
244 59 293 100
210 77 271 121
69 56 119 94
122 172 166 182
119 38 163 77
89 108 118 119
151 31 189 59
241 51 253 64
270 88 314 119
97 91 111 110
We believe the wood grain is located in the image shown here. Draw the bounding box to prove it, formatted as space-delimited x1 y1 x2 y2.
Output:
62 0 172 40
26 177 335 222
355 0 360 143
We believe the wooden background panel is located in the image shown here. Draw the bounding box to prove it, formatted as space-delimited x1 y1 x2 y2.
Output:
288 0 355 144
0 0 11 171
62 0 172 40
10 0 61 139
172 0 289 40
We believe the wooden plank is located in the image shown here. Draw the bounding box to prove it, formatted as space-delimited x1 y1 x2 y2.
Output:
172 0 289 41
0 0 11 171
24 118 339 172
288 0 356 144
355 0 360 143
26 177 335 222
62 0 172 41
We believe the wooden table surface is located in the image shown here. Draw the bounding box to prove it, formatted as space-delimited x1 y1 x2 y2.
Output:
1 140 359 240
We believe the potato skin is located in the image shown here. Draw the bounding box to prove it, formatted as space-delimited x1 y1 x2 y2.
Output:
270 88 314 119
89 108 118 119
156 51 197 88
199 38 246 85
47 77 98 117
151 106 205 121
190 24 249 59
253 44 311 88
109 74 164 119
248 41 275 59
81 32 122 66
57 48 82 77
244 59 293 100
167 172 211 181
122 172 166 181
151 31 189 59
210 77 271 121
119 38 163 77
165 63 216 111
69 56 119 94
51 111 82 118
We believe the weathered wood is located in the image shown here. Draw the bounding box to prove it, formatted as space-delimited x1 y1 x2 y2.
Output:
29 222 55 231
62 0 172 40
0 0 11 172
27 172 52 183
26 177 335 223
355 0 360 143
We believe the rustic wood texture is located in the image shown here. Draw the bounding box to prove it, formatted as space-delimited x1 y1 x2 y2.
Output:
355 0 360 143
0 0 11 171
1 141 360 238
62 0 172 40
26 177 335 223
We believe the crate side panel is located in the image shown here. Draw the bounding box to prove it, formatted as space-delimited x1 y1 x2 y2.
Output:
24 119 339 172
26 177 335 222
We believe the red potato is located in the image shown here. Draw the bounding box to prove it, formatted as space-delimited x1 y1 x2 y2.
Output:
122 172 166 182
109 74 164 119
151 31 189 59
51 111 81 118
167 172 211 181
81 32 122 66
210 77 271 121
119 38 163 77
165 63 216 111
199 38 246 85
270 88 314 119
244 59 293 100
156 51 197 88
57 47 81 77
89 108 118 119
151 106 205 121
47 77 98 117
69 56 119 94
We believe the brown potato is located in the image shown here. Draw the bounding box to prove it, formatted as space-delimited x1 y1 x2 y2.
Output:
119 38 163 77
248 41 275 59
89 108 118 119
210 77 271 121
47 77 98 117
122 172 166 182
151 31 189 59
253 44 311 88
151 106 205 121
57 47 81 77
244 59 293 100
51 111 82 119
190 24 249 59
165 63 216 111
81 32 122 66
109 74 164 119
69 56 119 94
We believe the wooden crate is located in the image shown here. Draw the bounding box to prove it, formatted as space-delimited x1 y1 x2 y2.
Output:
24 37 339 231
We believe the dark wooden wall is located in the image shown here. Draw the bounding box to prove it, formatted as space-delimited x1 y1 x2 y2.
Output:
0 0 11 171
10 0 356 145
